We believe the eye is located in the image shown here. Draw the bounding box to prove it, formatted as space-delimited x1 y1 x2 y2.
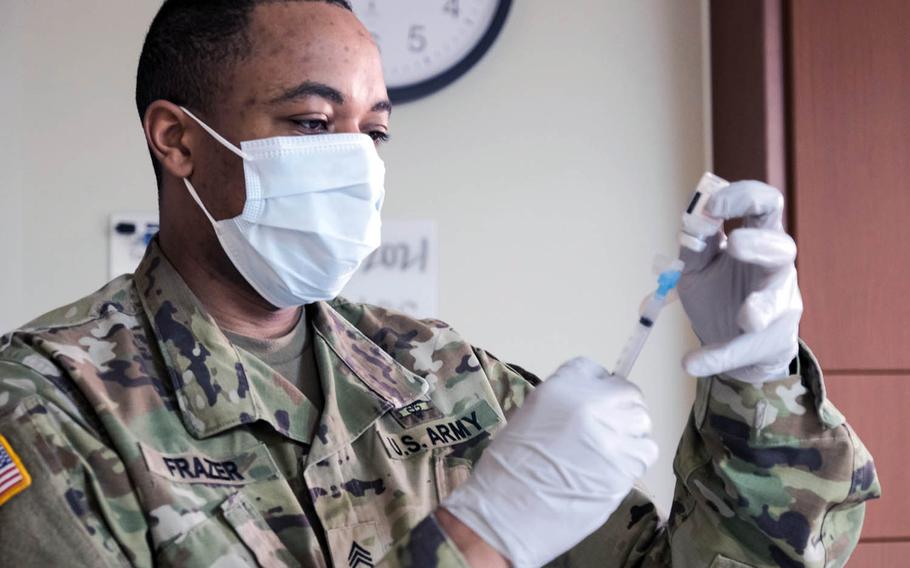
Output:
291 118 329 133
368 130 391 144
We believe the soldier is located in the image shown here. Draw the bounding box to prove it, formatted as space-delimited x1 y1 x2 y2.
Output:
0 1 879 567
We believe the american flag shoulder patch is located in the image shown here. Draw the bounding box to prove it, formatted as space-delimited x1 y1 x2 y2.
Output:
0 434 31 506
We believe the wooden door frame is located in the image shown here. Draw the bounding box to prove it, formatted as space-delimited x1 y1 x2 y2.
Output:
710 0 792 230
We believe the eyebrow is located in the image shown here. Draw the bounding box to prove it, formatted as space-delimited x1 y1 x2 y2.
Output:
269 80 392 114
371 100 393 114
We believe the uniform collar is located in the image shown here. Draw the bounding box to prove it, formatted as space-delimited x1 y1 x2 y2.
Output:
134 241 428 455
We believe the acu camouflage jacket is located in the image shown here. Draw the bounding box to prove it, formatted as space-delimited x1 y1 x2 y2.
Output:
0 242 880 567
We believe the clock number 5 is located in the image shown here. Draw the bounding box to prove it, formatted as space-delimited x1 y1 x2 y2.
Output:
408 25 428 53
443 0 460 17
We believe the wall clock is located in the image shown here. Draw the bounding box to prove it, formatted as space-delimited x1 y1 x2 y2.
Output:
350 0 513 103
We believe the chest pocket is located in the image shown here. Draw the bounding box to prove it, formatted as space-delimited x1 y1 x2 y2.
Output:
434 449 473 502
316 399 503 564
139 442 305 567
155 491 301 568
316 451 472 568
375 398 501 503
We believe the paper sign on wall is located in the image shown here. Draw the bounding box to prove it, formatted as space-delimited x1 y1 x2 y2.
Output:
341 220 438 318
109 212 159 279
108 214 439 319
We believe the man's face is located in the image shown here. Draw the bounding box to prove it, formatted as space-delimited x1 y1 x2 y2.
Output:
188 2 390 221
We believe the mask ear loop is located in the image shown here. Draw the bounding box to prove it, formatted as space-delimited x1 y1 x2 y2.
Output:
182 178 217 225
179 106 253 161
178 106 254 224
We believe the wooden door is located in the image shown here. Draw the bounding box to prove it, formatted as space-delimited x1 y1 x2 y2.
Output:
790 1 910 562
711 1 910 565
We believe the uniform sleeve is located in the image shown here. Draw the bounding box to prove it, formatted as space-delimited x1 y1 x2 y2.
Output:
543 342 881 567
659 342 880 567
0 361 150 567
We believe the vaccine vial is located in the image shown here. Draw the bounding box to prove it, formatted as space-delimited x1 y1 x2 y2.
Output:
679 172 729 252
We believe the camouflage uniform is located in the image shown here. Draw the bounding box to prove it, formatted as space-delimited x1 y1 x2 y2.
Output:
0 241 880 567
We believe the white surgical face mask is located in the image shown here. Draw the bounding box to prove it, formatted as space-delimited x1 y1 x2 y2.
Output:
179 107 385 308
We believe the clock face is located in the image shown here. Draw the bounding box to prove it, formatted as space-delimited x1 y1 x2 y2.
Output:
350 0 511 103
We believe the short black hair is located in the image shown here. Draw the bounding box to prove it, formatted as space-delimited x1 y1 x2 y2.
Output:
136 0 353 186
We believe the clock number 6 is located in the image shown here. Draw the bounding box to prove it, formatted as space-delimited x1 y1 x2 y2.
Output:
408 25 427 53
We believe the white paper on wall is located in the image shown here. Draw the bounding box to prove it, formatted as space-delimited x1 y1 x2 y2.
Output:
109 212 159 279
341 220 439 319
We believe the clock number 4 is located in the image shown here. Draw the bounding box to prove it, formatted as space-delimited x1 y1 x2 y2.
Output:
408 25 427 53
443 0 460 17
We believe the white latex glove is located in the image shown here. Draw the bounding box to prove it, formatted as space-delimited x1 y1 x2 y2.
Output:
678 180 803 383
442 357 658 568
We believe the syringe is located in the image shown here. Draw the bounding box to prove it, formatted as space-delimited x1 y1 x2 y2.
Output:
612 260 685 379
612 172 727 379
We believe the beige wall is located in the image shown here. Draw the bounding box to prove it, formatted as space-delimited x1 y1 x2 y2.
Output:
0 0 709 512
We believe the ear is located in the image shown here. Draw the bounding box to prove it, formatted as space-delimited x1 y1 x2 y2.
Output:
143 100 196 181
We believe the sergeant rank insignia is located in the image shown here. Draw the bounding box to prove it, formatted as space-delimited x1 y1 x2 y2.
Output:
348 541 374 568
0 434 31 506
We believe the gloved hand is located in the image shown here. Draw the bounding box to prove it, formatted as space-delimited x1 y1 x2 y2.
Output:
442 357 658 568
678 180 802 383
